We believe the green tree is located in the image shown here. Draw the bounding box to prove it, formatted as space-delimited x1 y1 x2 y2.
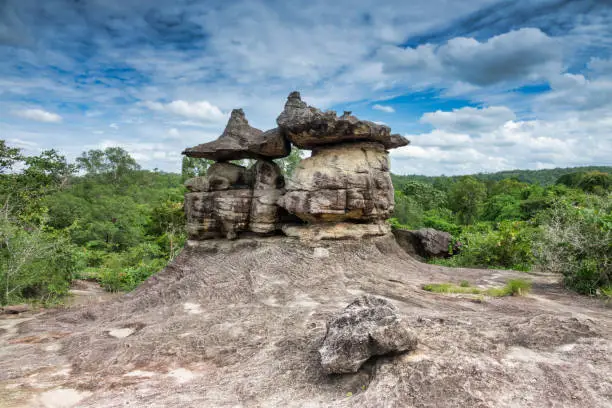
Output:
77 147 140 181
578 171 612 194
181 156 212 181
402 180 447 211
448 176 487 225
0 140 23 174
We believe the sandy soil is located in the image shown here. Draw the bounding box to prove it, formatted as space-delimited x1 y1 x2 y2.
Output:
0 235 610 407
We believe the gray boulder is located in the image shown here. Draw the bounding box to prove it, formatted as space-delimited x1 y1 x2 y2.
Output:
276 92 409 150
319 295 417 374
183 109 290 161
392 227 453 260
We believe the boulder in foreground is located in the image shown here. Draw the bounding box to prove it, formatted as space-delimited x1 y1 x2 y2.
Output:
319 295 417 374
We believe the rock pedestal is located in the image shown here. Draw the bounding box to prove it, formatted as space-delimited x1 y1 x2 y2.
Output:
275 92 408 239
183 111 287 240
181 91 409 241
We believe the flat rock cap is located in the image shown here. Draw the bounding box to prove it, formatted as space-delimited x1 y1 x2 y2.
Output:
183 109 290 161
276 92 410 150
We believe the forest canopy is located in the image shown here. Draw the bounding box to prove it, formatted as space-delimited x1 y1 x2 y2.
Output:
0 140 610 305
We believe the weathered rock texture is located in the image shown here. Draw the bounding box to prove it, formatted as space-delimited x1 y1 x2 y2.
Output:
319 295 418 374
183 109 290 161
277 92 409 150
278 142 394 223
392 227 454 260
282 222 390 241
6 235 611 408
182 92 409 241
185 160 284 239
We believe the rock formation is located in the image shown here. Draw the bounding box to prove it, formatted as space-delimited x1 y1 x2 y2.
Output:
276 92 408 239
183 110 287 239
319 295 418 374
182 92 409 241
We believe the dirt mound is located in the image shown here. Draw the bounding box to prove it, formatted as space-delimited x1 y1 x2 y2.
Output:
1 235 611 407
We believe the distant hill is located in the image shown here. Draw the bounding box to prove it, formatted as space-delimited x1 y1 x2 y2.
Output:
392 166 612 188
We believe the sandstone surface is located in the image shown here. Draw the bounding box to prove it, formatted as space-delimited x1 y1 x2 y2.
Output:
277 142 394 223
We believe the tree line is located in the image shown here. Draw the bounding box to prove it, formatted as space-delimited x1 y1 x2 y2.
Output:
391 170 611 296
0 139 609 305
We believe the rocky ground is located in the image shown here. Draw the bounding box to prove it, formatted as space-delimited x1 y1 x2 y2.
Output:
1 235 611 407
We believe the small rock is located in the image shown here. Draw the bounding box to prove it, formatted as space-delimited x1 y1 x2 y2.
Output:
319 295 417 374
2 304 30 314
108 328 135 338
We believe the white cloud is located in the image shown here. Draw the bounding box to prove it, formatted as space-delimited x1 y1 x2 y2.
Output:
421 106 516 133
11 108 62 123
168 128 180 138
392 114 612 176
109 123 119 129
380 28 562 87
372 104 395 113
144 100 226 123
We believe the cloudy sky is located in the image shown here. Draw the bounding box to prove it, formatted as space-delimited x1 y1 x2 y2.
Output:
0 0 611 175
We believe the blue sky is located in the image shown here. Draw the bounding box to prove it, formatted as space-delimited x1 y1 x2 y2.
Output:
0 0 611 175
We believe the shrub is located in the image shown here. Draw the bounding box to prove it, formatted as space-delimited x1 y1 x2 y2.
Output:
435 221 537 271
535 198 611 295
0 221 77 305
423 209 462 236
503 279 532 296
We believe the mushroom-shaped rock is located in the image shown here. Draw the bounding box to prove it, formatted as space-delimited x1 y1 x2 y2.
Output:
319 295 417 374
183 109 290 161
276 92 409 150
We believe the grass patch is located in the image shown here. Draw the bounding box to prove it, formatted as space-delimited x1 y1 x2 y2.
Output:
422 283 482 295
423 278 532 297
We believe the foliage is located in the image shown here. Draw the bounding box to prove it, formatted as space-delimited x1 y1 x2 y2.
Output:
392 191 424 227
0 214 77 305
402 180 447 211
557 170 612 194
275 147 303 178
448 176 487 225
534 198 611 295
422 209 462 236
0 140 23 174
433 221 537 271
393 166 612 187
0 140 185 304
181 156 212 181
76 147 140 181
